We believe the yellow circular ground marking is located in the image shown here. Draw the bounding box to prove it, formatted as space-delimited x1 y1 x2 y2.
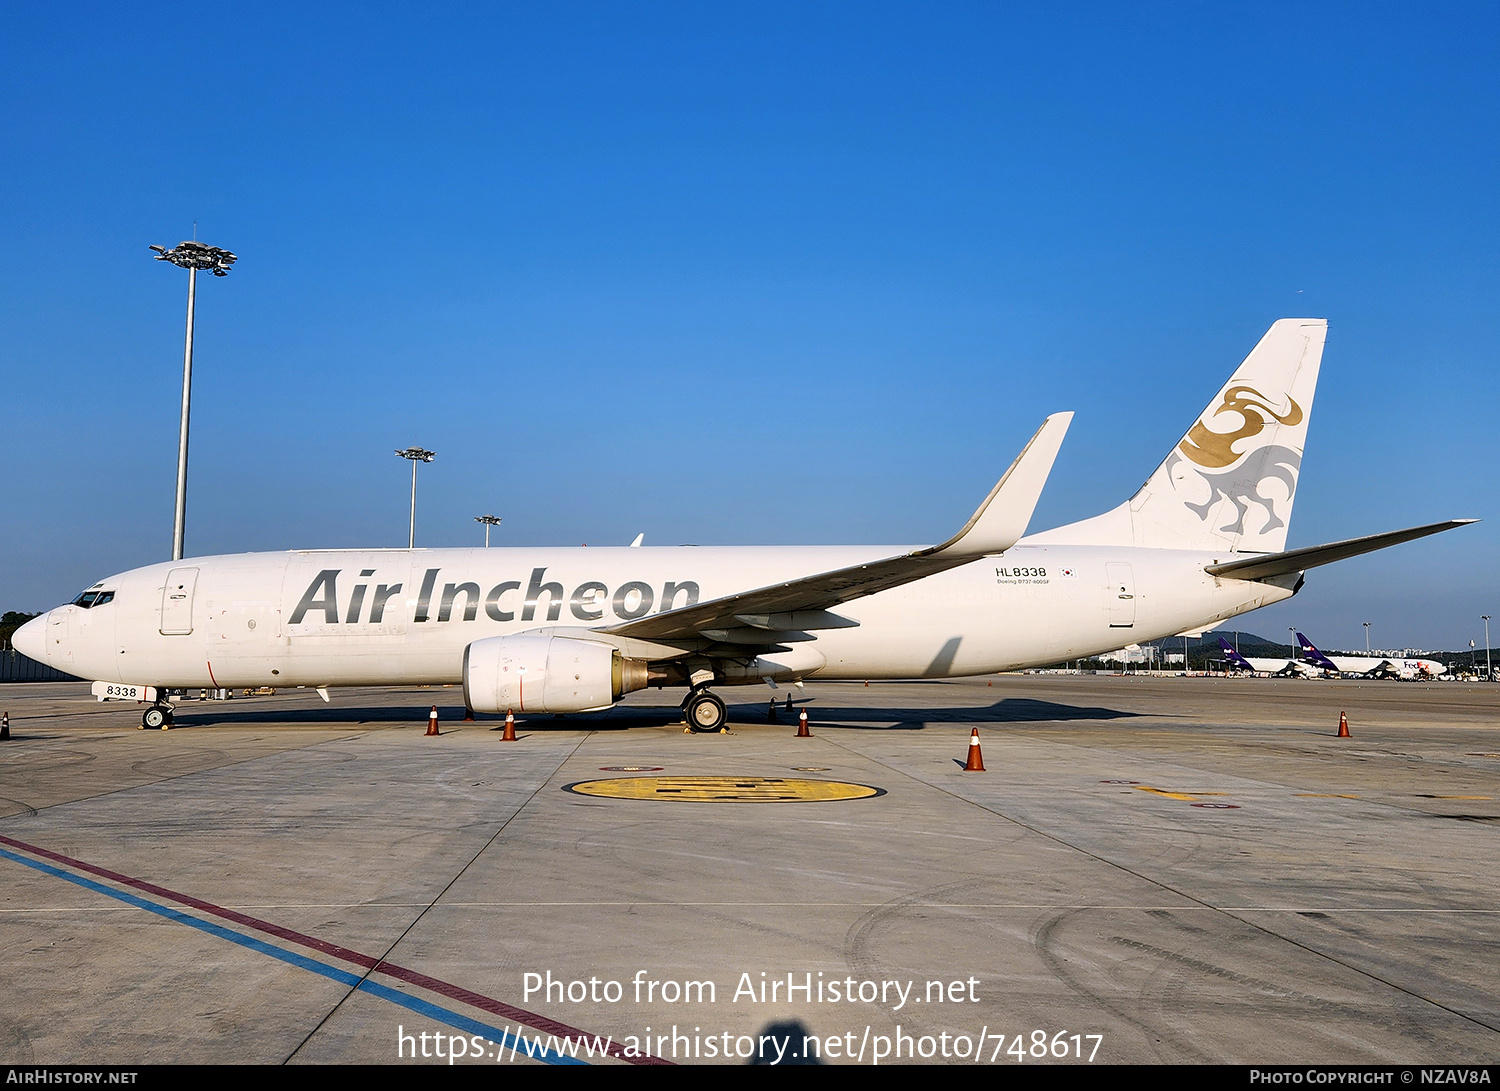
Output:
564 775 883 803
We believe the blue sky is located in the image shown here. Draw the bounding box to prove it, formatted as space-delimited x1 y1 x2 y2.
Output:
3 2 1496 652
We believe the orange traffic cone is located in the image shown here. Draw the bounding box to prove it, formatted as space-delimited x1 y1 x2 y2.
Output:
425 706 440 736
767 699 778 723
1337 711 1350 738
463 706 475 722
963 728 985 771
796 709 811 737
784 694 793 713
1 712 8 741
502 709 516 741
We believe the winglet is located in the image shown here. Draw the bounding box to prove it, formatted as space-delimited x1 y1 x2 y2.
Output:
928 412 1073 558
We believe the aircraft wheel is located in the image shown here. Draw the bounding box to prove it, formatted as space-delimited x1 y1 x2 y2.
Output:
142 706 170 730
685 691 727 733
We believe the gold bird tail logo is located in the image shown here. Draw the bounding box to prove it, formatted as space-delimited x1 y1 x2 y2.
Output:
1177 385 1303 469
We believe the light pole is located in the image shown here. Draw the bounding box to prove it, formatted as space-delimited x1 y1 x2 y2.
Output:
150 240 236 561
1289 627 1296 660
395 447 435 548
1363 621 1371 656
475 514 502 547
1485 616 1493 680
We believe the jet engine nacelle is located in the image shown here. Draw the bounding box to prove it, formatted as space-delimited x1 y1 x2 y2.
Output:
462 634 650 713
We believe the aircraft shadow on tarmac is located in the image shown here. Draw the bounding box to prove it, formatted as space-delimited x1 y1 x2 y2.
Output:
711 696 1137 731
164 696 1137 731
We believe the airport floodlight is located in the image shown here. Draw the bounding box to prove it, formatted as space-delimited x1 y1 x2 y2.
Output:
150 241 238 277
1485 616 1493 680
150 239 236 561
475 514 503 547
396 447 435 548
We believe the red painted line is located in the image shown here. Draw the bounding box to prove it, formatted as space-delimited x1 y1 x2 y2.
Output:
0 833 667 1065
206 661 219 689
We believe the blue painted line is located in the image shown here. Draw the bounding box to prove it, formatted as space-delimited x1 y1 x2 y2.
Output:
0 847 587 1065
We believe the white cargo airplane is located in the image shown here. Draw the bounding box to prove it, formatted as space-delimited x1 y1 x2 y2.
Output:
1216 637 1320 678
14 319 1475 732
1296 632 1447 680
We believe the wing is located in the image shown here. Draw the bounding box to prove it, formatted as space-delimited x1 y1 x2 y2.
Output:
600 413 1072 643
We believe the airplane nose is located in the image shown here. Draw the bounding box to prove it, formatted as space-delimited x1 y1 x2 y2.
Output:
11 613 48 662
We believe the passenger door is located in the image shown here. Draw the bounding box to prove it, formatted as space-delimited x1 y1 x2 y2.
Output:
159 568 199 635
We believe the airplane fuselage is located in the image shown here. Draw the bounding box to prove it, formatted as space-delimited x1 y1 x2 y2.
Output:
1228 657 1320 678
1318 654 1446 679
30 542 1293 690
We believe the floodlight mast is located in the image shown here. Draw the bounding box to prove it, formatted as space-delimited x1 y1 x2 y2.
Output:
150 241 237 561
396 447 435 548
475 514 502 547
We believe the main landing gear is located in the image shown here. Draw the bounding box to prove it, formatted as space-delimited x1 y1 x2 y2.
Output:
682 688 727 733
141 705 174 730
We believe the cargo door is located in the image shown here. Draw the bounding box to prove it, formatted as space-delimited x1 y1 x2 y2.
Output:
1106 562 1135 628
160 567 199 635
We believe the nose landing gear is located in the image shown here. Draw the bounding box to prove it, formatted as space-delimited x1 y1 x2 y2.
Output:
141 705 174 730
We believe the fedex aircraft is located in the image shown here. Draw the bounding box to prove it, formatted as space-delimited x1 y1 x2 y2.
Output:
1296 632 1447 680
1216 638 1319 678
14 319 1474 732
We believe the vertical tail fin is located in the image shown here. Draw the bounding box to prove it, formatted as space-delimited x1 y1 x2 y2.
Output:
1296 632 1340 672
1218 636 1256 672
1030 319 1328 553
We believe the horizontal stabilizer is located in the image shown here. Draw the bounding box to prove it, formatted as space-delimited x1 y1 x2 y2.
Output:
1205 519 1477 581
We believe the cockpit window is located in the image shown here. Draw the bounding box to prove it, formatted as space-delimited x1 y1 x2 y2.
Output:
71 590 115 609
